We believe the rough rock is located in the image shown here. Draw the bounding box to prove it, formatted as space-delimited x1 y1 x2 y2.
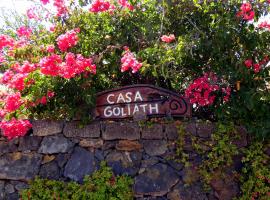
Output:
18 136 42 151
6 192 19 200
168 182 208 200
0 152 42 180
165 124 178 140
134 163 179 197
5 184 15 194
185 122 197 136
56 153 70 168
64 121 100 138
0 181 5 199
116 140 142 151
64 147 96 182
197 123 215 138
42 155 56 164
142 124 165 139
106 150 142 176
38 136 74 154
102 122 140 140
39 161 60 180
32 120 64 136
11 181 28 191
79 138 103 148
0 141 17 156
143 140 167 156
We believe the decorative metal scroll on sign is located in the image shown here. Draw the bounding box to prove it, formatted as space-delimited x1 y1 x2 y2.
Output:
95 84 192 119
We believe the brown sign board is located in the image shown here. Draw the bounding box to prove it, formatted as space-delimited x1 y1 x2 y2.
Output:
95 84 192 119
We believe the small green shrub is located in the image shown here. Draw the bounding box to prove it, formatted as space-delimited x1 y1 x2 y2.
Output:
238 142 270 200
20 162 133 200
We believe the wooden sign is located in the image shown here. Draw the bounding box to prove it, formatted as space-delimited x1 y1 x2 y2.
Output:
95 84 191 119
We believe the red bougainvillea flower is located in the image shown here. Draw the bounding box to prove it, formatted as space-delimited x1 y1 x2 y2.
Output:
4 92 24 112
53 0 68 17
17 26 32 38
47 90 55 98
0 34 14 50
0 118 32 140
56 29 79 52
12 61 37 74
90 0 111 13
40 96 47 105
49 25 56 32
40 0 50 5
244 59 253 68
8 73 28 91
185 72 220 106
161 34 175 43
1 70 14 84
118 0 134 11
0 54 5 64
258 21 270 30
253 63 260 73
121 48 143 73
237 2 255 21
40 54 62 76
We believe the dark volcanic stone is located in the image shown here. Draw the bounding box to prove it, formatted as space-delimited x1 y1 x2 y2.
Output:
56 153 70 168
32 120 64 136
102 122 140 140
0 141 17 156
165 124 178 140
6 192 19 200
143 140 168 156
0 181 5 199
64 147 96 183
38 136 74 154
106 150 142 177
18 136 42 151
167 182 208 200
11 181 28 191
134 163 179 197
63 121 100 138
142 124 165 139
197 123 215 138
5 184 15 194
39 161 60 180
0 152 42 180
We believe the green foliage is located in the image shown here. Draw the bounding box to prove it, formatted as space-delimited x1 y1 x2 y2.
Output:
20 162 133 200
198 123 240 187
238 141 270 200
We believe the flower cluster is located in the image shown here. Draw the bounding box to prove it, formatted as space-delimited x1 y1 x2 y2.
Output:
89 0 134 13
244 56 269 73
0 118 32 140
40 0 50 5
121 48 143 73
161 34 175 43
185 72 220 106
258 21 270 30
40 53 96 78
90 0 111 13
17 26 32 38
4 92 24 112
237 2 255 21
26 7 40 20
0 34 14 50
57 29 79 52
53 0 68 17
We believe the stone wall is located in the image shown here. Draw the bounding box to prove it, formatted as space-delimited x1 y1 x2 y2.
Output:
0 120 248 200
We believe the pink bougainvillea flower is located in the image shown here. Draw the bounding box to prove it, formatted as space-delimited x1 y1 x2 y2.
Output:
26 8 40 20
17 26 32 38
244 59 253 68
118 0 134 11
222 86 231 103
237 2 254 21
40 54 62 76
4 92 24 112
0 34 14 50
121 49 143 73
40 0 50 5
56 29 79 52
161 34 175 43
40 96 47 105
49 25 56 32
0 54 5 64
12 61 37 74
0 118 32 140
53 0 67 17
89 0 111 13
47 45 55 53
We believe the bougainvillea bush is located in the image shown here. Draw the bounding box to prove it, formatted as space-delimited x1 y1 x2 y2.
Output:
0 0 270 139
